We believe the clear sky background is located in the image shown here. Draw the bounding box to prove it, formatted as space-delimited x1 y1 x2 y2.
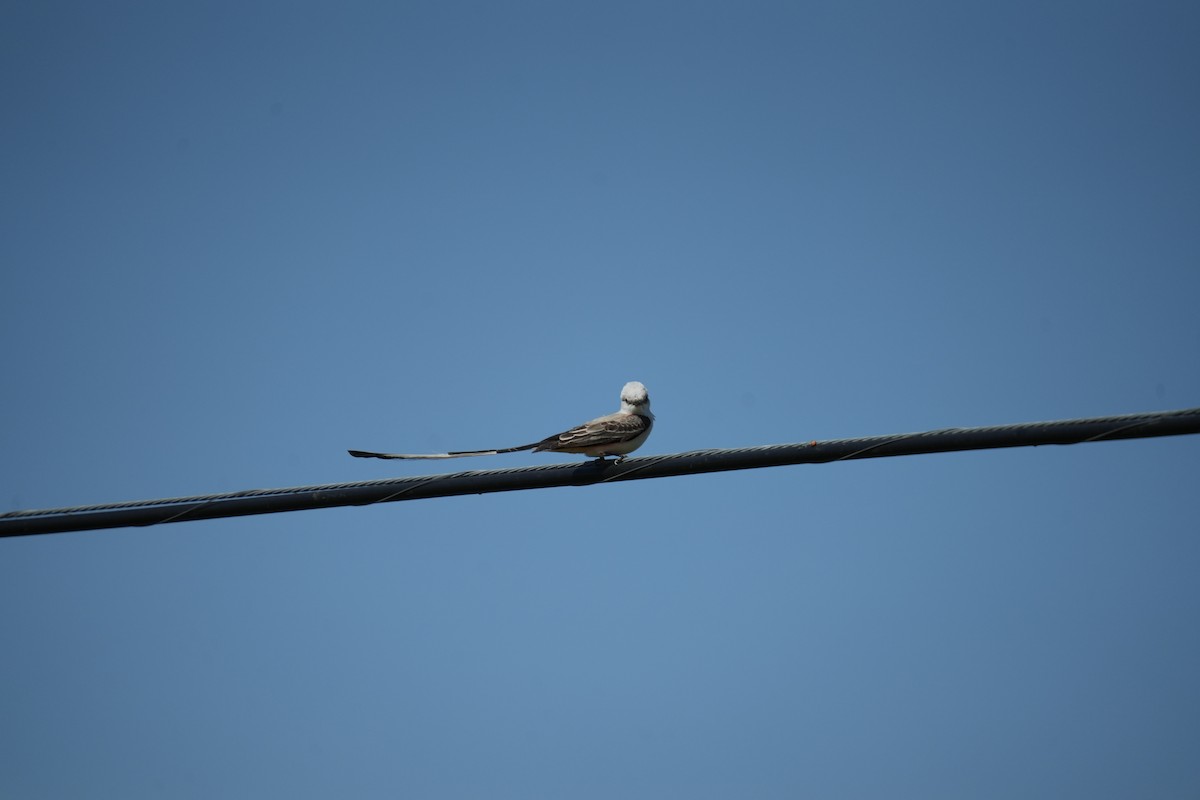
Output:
3 2 1199 797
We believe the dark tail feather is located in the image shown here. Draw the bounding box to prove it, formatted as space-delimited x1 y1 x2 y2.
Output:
348 443 538 460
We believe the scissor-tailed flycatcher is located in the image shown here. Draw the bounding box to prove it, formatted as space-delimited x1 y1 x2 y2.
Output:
349 381 654 462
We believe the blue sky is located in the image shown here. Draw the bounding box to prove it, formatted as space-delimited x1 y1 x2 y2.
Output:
3 1 1199 796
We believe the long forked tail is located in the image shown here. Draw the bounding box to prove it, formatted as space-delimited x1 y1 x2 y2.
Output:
348 443 537 460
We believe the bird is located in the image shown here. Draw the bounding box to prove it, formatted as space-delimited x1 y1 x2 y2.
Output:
348 381 654 463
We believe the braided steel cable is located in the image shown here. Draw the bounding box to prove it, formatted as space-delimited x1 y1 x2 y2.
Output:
2 406 1198 537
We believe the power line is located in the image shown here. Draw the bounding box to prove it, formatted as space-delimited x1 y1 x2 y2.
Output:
3 406 1198 538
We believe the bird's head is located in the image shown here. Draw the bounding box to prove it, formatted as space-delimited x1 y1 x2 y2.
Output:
620 381 651 416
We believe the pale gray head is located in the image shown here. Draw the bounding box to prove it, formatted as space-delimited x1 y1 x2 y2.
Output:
620 381 651 416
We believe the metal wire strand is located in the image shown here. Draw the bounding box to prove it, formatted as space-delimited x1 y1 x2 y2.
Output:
2 406 1198 537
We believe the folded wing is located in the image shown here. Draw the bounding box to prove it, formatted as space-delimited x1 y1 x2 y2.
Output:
534 413 651 453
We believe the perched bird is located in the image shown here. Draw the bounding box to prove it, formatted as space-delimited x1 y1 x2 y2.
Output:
349 381 654 463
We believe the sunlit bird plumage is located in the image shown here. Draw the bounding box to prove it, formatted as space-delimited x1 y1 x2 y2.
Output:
349 381 654 463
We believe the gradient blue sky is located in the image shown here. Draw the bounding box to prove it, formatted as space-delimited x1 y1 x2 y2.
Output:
3 2 1199 797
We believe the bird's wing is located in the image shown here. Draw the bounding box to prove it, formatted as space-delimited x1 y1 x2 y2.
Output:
534 412 651 452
